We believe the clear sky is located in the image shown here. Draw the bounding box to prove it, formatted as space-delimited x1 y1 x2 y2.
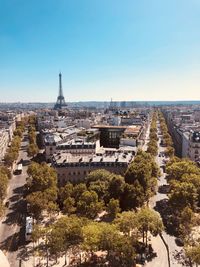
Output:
0 0 200 102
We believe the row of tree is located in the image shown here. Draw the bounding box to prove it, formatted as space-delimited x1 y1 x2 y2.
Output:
147 111 158 156
26 162 58 220
26 149 160 222
27 116 39 157
165 157 200 264
32 208 163 266
4 120 25 167
158 111 174 158
0 166 11 216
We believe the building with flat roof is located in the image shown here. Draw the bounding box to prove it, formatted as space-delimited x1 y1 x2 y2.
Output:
52 150 134 186
93 124 143 148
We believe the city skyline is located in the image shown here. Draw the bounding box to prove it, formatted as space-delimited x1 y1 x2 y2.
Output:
1 0 200 102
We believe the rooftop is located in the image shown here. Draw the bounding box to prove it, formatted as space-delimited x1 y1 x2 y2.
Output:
53 151 134 165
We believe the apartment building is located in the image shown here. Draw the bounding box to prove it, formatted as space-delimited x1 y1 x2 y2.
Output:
52 150 134 186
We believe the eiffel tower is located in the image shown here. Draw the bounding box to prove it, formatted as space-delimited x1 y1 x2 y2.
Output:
54 72 67 109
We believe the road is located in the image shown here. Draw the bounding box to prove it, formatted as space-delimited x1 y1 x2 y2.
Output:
0 133 30 267
145 122 185 267
142 119 151 152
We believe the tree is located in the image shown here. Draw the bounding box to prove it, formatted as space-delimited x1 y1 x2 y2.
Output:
125 152 158 205
47 227 65 262
27 162 57 192
107 198 121 218
169 181 198 211
27 143 39 157
72 183 87 202
26 163 58 219
165 146 175 158
181 173 200 206
135 208 164 246
114 211 138 237
0 172 8 200
120 182 145 210
108 174 125 200
82 222 102 253
0 166 11 179
179 206 195 241
166 160 200 182
46 201 59 220
4 151 17 167
185 245 200 265
85 169 112 185
77 190 104 219
63 197 76 214
58 183 73 204
99 223 136 267
53 216 84 265
125 155 152 188
26 191 47 219
13 128 23 138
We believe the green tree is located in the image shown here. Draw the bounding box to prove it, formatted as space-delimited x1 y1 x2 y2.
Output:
108 174 125 200
4 152 17 167
82 222 102 252
185 245 200 265
136 207 164 246
120 182 145 210
0 172 8 200
26 191 47 219
63 197 76 214
107 198 121 218
27 143 39 157
114 211 137 237
72 183 87 202
85 169 112 185
77 190 104 219
166 160 200 182
99 223 136 267
169 181 198 211
27 162 57 192
179 206 195 241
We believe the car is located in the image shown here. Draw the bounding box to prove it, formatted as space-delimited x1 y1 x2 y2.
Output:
158 184 170 194
175 238 184 247
23 159 30 166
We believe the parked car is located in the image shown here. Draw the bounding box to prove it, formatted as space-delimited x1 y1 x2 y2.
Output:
175 238 184 247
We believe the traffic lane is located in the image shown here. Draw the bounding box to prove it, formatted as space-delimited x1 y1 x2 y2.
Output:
0 134 29 266
146 235 168 267
162 232 183 266
0 172 27 248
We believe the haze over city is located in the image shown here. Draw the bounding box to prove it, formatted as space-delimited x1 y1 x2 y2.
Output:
1 2 200 267
1 0 200 102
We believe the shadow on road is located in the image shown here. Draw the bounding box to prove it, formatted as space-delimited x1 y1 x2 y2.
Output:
0 232 19 252
154 199 179 236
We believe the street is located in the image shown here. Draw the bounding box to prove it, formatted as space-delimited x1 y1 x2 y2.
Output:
0 133 30 267
145 121 185 267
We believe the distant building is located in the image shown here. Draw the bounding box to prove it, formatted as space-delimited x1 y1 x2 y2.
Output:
188 132 200 162
0 129 9 161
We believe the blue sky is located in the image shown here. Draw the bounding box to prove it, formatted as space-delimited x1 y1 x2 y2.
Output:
0 0 200 102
